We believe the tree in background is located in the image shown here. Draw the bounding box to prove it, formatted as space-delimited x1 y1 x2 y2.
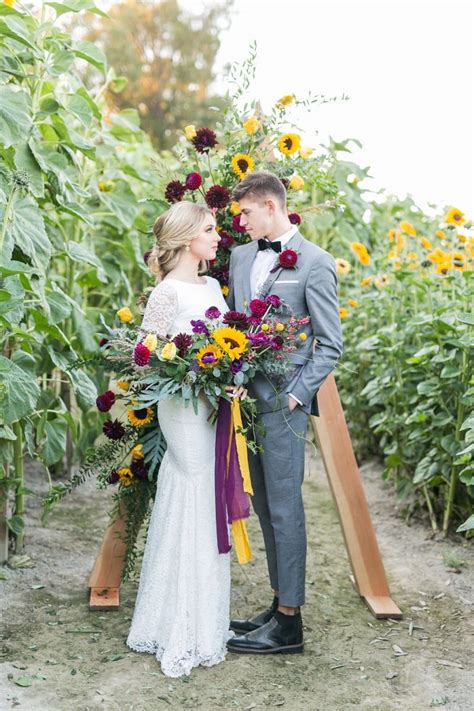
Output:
77 0 232 150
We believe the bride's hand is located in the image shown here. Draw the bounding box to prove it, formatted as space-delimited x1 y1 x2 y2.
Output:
225 385 248 400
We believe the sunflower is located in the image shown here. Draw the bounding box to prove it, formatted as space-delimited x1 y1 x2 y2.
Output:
277 94 295 107
339 307 349 319
347 299 359 307
131 444 144 460
435 230 446 239
374 274 390 288
212 327 248 361
407 251 418 261
278 133 301 155
118 467 135 487
231 154 255 180
426 248 446 264
243 116 260 135
444 207 465 225
449 251 466 270
116 379 129 391
127 405 154 427
388 228 400 242
420 237 433 250
196 344 224 368
399 220 417 236
335 258 351 275
360 276 373 287
289 175 305 190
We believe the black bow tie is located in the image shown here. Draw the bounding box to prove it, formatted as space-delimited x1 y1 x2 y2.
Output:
258 239 282 253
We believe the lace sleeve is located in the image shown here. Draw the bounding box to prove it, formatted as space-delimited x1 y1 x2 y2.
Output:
136 282 179 340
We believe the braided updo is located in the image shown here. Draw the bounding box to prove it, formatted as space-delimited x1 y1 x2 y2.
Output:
147 201 214 284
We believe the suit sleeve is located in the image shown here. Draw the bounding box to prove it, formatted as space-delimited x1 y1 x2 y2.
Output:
287 253 343 410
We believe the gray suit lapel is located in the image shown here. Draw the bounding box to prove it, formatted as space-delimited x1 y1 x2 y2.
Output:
257 231 304 298
240 240 258 306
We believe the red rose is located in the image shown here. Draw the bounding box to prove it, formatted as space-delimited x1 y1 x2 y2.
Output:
279 249 298 269
249 299 268 317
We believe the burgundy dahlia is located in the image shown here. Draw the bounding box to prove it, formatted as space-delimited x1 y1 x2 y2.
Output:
185 172 203 190
218 231 235 249
191 319 210 335
103 419 126 440
205 306 221 320
247 316 262 326
134 342 151 366
96 390 115 412
99 338 109 348
223 311 249 330
165 180 186 203
209 264 229 285
271 336 284 350
288 212 302 225
107 470 120 485
232 214 247 233
172 332 193 357
143 249 152 264
249 299 268 318
279 248 298 269
192 127 218 153
205 185 230 210
266 295 281 308
131 459 149 480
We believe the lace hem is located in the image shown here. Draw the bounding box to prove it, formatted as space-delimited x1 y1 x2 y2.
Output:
126 633 233 677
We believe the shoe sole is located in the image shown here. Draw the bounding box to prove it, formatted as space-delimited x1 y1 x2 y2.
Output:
227 643 304 655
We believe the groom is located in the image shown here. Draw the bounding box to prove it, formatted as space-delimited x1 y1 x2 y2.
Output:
226 171 343 654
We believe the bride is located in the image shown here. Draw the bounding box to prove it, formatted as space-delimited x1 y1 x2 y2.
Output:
126 201 244 677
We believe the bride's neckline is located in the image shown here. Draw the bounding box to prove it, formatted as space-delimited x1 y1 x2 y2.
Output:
164 276 209 287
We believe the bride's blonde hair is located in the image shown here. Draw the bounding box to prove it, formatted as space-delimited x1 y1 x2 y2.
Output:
147 201 214 284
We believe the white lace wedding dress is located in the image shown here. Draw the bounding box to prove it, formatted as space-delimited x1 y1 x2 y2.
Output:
126 276 233 677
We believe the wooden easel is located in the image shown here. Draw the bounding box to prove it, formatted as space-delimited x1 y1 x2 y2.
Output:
88 375 402 619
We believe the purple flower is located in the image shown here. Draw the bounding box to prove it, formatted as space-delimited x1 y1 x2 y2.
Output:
107 470 120 485
223 310 249 330
204 306 221 320
131 459 149 480
172 332 193 357
247 316 262 327
270 336 284 350
191 319 210 335
230 358 243 374
103 419 126 440
202 352 217 365
96 390 115 412
266 295 281 308
248 332 271 347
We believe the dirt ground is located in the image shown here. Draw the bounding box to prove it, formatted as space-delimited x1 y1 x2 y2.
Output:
1 436 473 711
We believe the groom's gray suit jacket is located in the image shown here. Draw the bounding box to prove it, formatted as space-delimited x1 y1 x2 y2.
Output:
227 230 343 415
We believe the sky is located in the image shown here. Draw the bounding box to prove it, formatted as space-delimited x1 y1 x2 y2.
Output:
203 0 473 215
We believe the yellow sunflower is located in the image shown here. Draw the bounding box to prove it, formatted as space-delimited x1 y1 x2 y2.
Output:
426 248 446 264
339 307 349 319
277 94 295 107
449 251 465 270
347 299 359 307
131 444 144 460
420 237 433 250
360 276 373 287
374 274 390 289
118 467 134 487
399 220 417 236
127 405 154 427
335 258 351 275
196 344 224 368
212 327 248 361
243 116 260 135
444 207 465 225
277 133 301 156
388 228 400 242
231 154 255 180
289 175 305 190
435 230 446 239
116 379 129 391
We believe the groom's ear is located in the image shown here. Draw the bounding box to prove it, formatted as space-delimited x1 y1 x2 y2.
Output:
265 197 278 215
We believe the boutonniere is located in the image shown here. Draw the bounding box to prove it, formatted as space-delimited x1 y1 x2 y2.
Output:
270 249 299 273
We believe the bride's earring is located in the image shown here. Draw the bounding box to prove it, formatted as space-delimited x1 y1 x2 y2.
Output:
185 243 190 252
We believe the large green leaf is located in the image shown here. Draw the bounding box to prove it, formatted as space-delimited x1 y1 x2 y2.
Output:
46 0 107 17
68 368 98 411
13 141 44 198
64 94 93 127
65 240 107 281
0 15 37 51
42 418 68 466
0 355 40 425
72 41 107 73
0 85 32 148
0 195 51 269
99 180 139 228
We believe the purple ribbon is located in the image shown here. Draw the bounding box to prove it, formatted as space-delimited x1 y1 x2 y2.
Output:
214 398 251 554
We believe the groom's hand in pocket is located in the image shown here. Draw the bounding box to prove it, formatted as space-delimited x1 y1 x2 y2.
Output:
288 394 299 412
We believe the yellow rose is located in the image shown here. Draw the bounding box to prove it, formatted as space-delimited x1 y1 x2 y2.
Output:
299 332 307 341
143 333 158 352
243 116 260 135
160 342 177 361
275 323 285 332
116 379 129 391
117 307 133 323
184 124 197 140
299 146 313 160
289 175 305 191
229 201 241 216
131 444 144 460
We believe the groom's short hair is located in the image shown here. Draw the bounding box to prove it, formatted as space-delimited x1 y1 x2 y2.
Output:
232 171 287 210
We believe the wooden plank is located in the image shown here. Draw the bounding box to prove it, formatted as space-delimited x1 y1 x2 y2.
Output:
312 374 402 619
88 500 127 609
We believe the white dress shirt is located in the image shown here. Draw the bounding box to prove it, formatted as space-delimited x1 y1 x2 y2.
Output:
249 226 302 406
250 226 298 299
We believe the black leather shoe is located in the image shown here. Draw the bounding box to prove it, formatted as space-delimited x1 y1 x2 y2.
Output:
227 612 304 655
230 596 279 634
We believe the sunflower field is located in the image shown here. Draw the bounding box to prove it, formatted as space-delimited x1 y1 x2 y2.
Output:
0 1 472 564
